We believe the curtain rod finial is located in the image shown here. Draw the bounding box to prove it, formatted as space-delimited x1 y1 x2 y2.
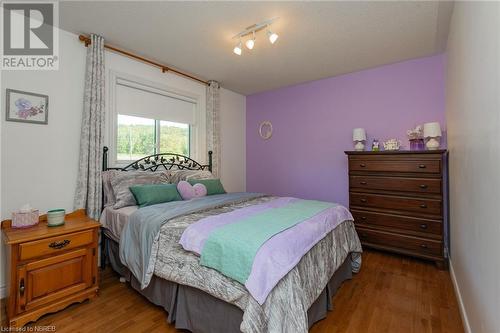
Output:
79 35 91 47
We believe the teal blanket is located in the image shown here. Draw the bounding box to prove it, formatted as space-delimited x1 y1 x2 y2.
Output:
200 199 333 284
119 192 264 289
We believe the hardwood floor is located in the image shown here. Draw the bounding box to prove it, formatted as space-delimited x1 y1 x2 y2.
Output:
1 250 464 333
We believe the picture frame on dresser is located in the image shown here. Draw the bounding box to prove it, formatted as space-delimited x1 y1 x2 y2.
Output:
345 150 449 269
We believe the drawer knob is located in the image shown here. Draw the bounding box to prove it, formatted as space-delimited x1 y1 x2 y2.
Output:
360 163 366 168
49 239 70 249
360 198 367 203
19 278 25 296
418 164 426 169
420 203 427 209
420 244 428 249
360 181 367 185
361 216 367 221
419 184 428 189
420 223 428 229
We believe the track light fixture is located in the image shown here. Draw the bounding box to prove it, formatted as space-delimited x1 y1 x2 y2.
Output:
245 31 256 50
267 27 279 44
232 17 279 55
233 39 242 55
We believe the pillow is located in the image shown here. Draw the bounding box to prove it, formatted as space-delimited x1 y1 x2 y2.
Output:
111 171 167 209
177 181 207 200
130 184 182 208
187 178 226 196
102 170 121 207
167 170 214 184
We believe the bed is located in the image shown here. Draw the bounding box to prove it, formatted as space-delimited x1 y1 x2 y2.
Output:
99 147 362 333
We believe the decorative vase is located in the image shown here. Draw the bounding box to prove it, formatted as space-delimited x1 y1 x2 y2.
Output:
409 139 425 151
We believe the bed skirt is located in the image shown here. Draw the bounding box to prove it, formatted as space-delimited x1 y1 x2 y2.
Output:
106 236 352 333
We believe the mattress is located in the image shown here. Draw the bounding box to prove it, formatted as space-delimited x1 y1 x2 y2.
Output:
99 205 138 242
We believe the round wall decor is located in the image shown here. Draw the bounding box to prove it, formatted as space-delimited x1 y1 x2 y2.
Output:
259 121 273 140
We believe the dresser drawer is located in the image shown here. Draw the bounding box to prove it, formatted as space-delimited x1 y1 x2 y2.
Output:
350 176 441 194
19 230 94 261
356 227 443 257
349 159 441 174
350 193 442 215
351 209 442 236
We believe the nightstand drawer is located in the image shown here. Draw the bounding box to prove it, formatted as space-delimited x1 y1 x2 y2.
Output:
350 193 442 215
349 159 441 174
19 230 94 261
350 176 442 194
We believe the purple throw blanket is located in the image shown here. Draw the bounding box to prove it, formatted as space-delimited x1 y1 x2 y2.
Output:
180 197 354 304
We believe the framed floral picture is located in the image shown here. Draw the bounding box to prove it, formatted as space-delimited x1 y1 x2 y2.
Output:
5 89 48 124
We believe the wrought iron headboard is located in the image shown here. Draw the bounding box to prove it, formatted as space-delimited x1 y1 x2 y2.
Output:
102 146 212 172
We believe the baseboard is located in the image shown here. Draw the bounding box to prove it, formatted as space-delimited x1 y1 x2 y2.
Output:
0 284 6 299
449 259 472 333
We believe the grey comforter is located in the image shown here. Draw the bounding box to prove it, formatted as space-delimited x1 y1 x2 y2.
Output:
120 192 264 288
145 195 362 333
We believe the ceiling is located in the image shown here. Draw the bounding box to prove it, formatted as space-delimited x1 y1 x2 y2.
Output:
59 1 454 95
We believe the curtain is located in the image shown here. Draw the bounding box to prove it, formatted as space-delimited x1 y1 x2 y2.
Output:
74 34 105 219
206 80 221 177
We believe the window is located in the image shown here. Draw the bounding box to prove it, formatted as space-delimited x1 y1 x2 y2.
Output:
117 115 155 161
116 115 190 161
159 120 190 156
112 77 198 164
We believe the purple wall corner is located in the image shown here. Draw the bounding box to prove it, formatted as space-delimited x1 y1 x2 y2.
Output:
246 54 446 206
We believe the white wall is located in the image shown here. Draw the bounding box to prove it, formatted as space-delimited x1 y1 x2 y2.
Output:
0 29 87 297
220 88 246 192
0 30 246 297
446 2 500 333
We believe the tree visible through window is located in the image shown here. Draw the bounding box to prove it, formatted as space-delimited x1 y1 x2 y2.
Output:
117 114 190 161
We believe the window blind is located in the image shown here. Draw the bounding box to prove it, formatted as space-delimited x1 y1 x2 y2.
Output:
116 81 196 124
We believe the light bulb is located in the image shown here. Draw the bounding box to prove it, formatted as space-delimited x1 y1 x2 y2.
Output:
267 30 279 44
245 39 255 49
245 31 256 50
233 41 242 55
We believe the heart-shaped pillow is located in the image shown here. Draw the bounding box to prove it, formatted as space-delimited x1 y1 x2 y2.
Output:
177 181 207 200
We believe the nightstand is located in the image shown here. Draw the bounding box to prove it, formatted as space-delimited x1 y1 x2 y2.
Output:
2 209 100 328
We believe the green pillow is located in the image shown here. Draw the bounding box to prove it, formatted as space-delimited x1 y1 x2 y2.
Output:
129 184 182 208
187 178 226 195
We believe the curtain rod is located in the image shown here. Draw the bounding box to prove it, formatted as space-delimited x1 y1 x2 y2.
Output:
78 35 208 86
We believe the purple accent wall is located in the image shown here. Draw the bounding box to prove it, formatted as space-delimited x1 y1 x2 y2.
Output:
246 55 446 206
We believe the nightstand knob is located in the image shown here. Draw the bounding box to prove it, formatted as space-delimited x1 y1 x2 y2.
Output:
420 203 427 209
360 198 367 203
360 181 367 185
361 216 367 221
418 164 426 169
19 278 25 296
360 163 366 167
420 244 428 249
420 223 428 229
49 239 70 249
419 184 428 189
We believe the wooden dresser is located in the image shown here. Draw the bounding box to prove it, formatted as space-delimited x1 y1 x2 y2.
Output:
2 210 100 327
345 150 448 268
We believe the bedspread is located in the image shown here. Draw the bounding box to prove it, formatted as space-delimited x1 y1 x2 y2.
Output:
152 196 362 333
